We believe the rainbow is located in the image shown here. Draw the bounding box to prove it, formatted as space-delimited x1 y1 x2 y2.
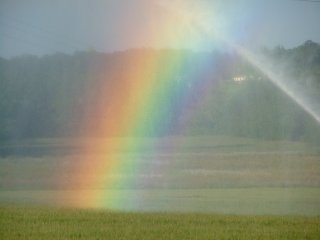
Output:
64 49 220 209
61 0 319 209
58 1 226 209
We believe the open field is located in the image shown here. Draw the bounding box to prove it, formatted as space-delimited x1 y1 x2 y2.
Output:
0 136 320 238
0 136 319 214
1 207 320 240
1 136 319 190
1 188 320 215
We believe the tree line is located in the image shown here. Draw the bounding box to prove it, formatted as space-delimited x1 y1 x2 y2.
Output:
0 41 319 143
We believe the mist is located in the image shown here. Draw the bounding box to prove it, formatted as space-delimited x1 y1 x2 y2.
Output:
0 0 319 215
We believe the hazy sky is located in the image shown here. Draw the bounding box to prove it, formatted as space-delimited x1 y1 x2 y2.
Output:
1 0 320 58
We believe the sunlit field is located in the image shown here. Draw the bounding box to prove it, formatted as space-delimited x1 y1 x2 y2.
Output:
1 207 320 240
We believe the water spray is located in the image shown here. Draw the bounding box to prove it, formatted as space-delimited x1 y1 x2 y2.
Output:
153 0 320 125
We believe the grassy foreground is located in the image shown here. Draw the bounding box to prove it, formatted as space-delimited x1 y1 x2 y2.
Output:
1 207 320 240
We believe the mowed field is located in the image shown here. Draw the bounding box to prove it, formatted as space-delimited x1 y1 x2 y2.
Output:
0 136 320 239
1 188 320 215
1 207 320 240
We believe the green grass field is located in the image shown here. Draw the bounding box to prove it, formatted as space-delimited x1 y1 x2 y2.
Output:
1 207 320 240
1 136 319 239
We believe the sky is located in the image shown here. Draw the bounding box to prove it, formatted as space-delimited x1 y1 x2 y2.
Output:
0 0 320 58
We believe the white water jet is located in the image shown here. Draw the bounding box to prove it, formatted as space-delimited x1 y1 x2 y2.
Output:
234 45 320 124
154 0 320 125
